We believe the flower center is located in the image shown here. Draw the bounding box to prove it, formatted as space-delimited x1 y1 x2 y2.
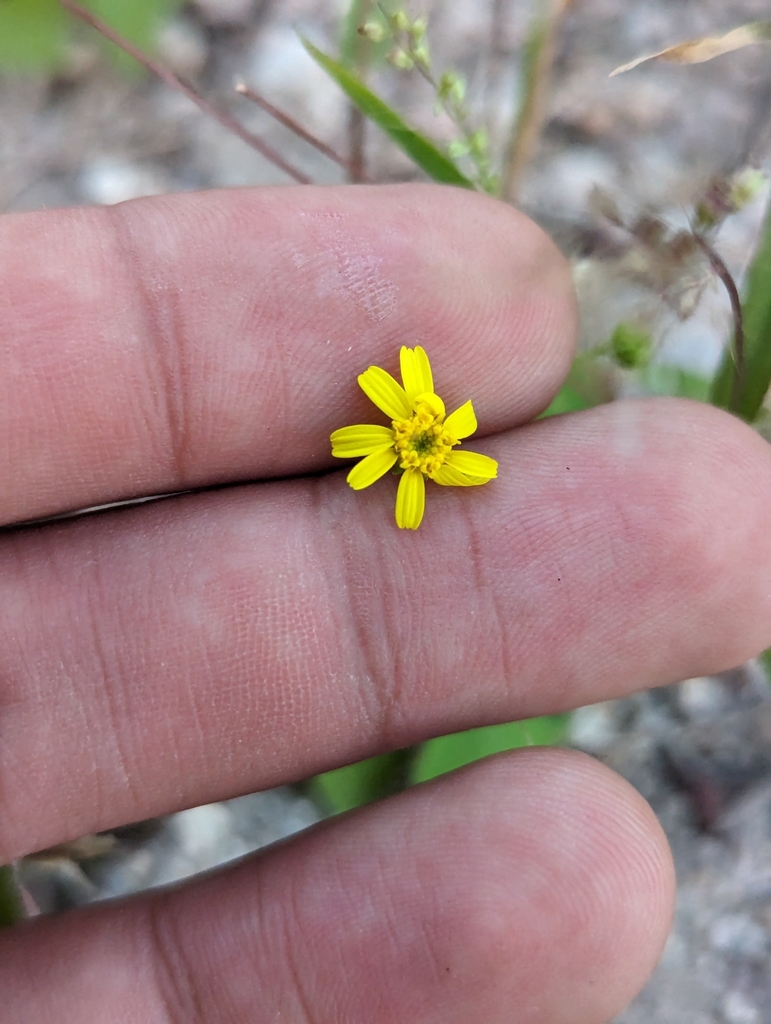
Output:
392 398 458 477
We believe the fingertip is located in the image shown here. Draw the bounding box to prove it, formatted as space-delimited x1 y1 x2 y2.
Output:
425 748 675 1023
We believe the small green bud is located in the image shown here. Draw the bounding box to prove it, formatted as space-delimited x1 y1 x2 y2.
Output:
450 75 466 106
388 47 414 69
468 128 489 158
413 43 430 67
438 70 465 106
391 10 410 31
410 15 428 41
729 168 766 211
447 138 470 159
359 20 386 43
609 323 652 370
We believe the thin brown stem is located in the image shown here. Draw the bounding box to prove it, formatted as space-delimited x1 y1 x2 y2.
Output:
501 0 572 202
347 105 368 182
345 0 379 182
234 81 368 179
59 0 312 185
693 232 745 407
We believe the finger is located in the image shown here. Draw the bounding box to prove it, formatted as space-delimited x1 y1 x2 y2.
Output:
0 184 575 524
0 751 674 1024
2 398 770 859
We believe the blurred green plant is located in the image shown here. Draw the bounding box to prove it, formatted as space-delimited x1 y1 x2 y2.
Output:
339 0 392 70
0 0 181 72
0 864 23 928
711 200 771 421
311 716 569 815
411 715 569 783
303 40 474 189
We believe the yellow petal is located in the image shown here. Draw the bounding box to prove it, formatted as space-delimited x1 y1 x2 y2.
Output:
443 399 477 440
358 366 411 420
432 463 488 486
445 450 498 479
400 345 433 404
331 424 395 457
347 447 398 490
414 391 446 418
395 467 426 529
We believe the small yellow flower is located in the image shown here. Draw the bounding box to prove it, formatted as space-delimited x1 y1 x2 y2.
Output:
331 346 498 530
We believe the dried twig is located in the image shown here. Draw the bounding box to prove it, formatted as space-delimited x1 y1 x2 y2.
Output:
346 105 368 183
501 0 573 202
58 0 312 185
693 232 745 406
234 81 368 179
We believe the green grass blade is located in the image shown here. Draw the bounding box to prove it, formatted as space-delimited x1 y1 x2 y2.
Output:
411 716 569 784
302 39 475 189
308 715 568 813
711 196 771 420
308 748 415 814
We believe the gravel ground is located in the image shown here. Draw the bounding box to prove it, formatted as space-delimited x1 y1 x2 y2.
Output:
6 1 771 1021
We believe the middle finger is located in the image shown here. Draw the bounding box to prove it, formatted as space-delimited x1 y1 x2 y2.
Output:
2 398 771 861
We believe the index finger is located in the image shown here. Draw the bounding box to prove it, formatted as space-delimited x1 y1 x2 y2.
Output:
0 184 575 524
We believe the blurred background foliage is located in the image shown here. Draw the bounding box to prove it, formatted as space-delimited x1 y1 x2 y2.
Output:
0 0 182 71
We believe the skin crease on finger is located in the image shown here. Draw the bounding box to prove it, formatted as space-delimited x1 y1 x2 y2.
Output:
1 399 771 861
0 751 674 1024
0 184 575 525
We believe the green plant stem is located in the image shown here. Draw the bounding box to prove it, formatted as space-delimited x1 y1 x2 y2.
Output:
340 0 380 182
692 233 744 411
711 195 771 420
302 40 474 188
376 3 492 190
0 863 25 928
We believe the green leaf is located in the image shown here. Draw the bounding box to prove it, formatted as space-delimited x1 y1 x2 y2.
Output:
0 0 67 70
309 748 415 814
538 385 591 417
411 716 569 784
302 38 475 189
711 195 771 421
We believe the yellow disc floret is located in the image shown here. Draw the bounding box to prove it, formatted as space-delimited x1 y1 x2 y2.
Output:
391 394 458 478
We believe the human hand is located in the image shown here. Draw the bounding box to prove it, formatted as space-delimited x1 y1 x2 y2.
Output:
1 184 770 1023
